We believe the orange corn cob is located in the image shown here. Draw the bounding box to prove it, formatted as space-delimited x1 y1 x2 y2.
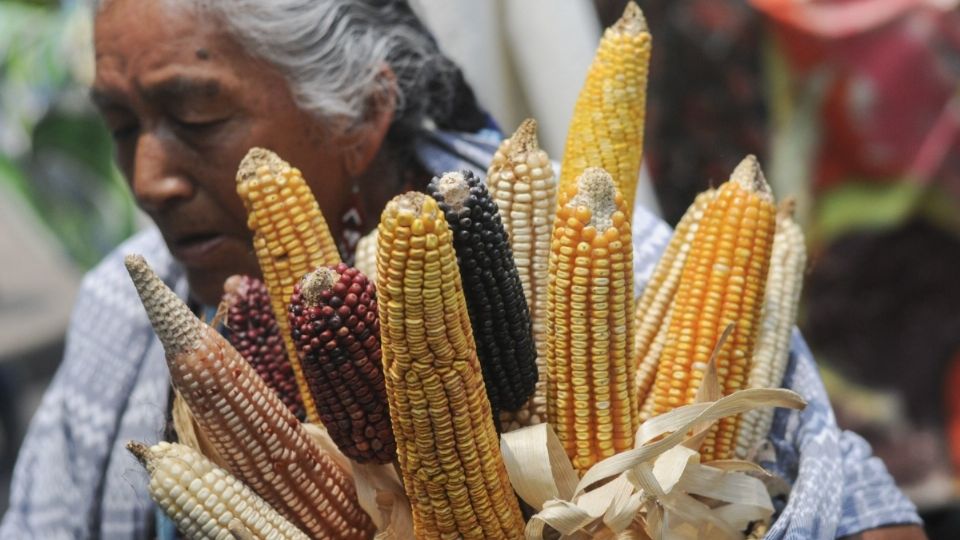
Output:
649 155 776 461
633 189 716 418
377 192 525 539
125 255 374 539
236 147 341 424
546 168 636 473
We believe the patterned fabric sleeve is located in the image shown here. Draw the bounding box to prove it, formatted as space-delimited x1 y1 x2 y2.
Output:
0 229 179 540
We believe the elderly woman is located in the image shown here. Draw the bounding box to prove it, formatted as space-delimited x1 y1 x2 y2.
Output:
1 0 926 538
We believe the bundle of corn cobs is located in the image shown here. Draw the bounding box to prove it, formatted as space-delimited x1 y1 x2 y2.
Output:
123 3 809 539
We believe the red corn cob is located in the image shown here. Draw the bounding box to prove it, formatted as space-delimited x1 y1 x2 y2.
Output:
222 275 306 421
288 264 396 465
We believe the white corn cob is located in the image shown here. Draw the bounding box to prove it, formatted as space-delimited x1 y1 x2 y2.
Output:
127 441 309 540
735 201 806 458
487 119 557 431
353 228 379 283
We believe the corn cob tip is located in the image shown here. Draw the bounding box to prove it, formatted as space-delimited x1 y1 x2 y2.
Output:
435 171 472 209
779 196 798 219
569 167 619 228
125 440 151 469
731 155 773 199
222 274 247 297
614 1 648 35
385 190 436 219
237 147 288 184
125 254 203 356
509 118 539 155
299 267 341 307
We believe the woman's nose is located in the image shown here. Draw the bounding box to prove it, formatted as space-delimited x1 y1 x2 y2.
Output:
131 131 194 213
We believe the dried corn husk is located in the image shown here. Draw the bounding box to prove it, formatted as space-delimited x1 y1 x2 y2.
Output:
502 362 806 539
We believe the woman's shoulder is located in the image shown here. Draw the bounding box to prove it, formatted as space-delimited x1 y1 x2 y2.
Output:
77 227 181 305
68 227 186 351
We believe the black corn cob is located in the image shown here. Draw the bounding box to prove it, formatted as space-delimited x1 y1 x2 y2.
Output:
427 170 539 417
288 263 396 464
222 275 306 421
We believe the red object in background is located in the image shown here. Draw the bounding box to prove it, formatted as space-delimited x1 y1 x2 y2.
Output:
948 351 960 475
752 0 960 195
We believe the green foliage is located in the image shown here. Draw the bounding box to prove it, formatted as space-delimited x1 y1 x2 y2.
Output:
0 1 137 269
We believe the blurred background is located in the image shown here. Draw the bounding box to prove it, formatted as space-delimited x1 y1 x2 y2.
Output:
1 0 958 535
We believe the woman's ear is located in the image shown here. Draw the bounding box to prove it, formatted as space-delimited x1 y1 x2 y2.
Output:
343 65 398 177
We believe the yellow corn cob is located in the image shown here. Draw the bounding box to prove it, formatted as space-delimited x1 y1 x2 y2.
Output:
735 200 806 459
376 192 525 539
649 155 776 461
127 441 309 540
236 148 341 424
354 228 379 283
558 1 652 211
632 189 716 418
487 119 557 432
125 255 374 539
546 167 636 473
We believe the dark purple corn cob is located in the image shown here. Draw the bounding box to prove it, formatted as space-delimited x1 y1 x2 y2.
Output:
288 263 396 464
427 170 539 420
222 275 305 421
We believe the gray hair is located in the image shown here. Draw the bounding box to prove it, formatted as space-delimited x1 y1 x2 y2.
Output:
93 0 484 136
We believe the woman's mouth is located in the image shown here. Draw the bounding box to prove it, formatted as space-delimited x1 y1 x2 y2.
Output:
170 233 228 267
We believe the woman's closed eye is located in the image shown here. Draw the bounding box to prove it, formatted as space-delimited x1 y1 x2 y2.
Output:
171 115 230 134
110 122 140 141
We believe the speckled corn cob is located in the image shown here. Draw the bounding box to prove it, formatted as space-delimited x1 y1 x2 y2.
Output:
127 441 309 540
558 2 652 211
288 263 395 464
222 275 305 421
487 119 557 431
428 170 538 420
649 156 776 461
236 147 341 424
633 189 716 419
377 192 525 539
546 168 636 473
735 200 806 458
124 255 374 539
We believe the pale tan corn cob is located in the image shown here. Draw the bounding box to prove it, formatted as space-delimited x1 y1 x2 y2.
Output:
648 156 776 461
632 189 716 418
127 441 309 540
487 119 557 432
124 255 374 539
376 192 525 539
734 200 806 458
236 148 341 424
546 168 636 473
637 304 673 423
353 228 379 283
558 2 652 211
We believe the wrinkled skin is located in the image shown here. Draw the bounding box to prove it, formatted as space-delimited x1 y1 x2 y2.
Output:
92 0 394 305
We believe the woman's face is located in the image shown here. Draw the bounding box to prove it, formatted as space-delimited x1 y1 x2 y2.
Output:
92 0 356 305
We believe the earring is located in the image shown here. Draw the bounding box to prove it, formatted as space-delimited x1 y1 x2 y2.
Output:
338 182 365 266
